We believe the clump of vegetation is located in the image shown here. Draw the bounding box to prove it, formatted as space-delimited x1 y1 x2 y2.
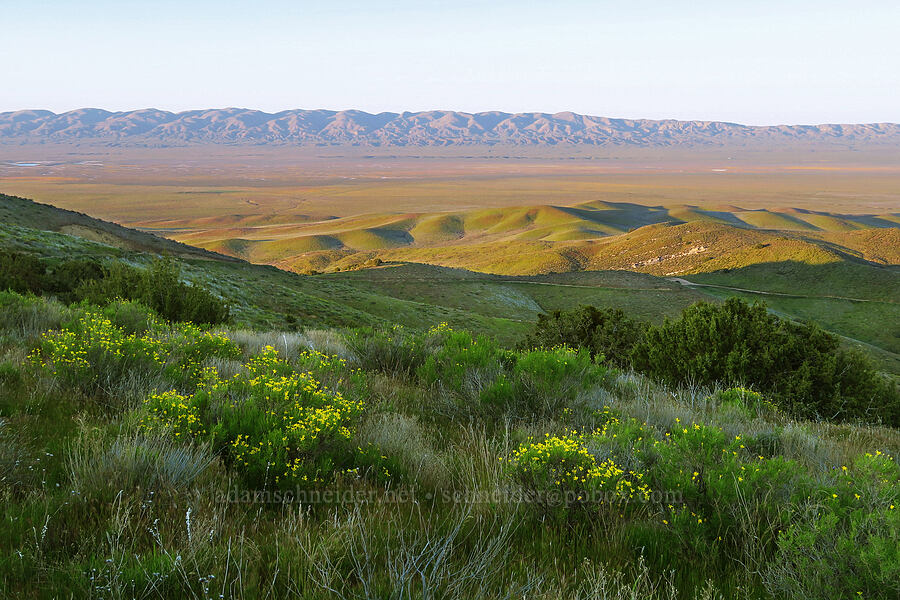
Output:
1 278 898 597
30 307 240 400
632 298 899 425
418 325 611 422
521 305 648 367
763 450 900 599
78 259 230 325
0 250 229 325
505 426 652 513
141 346 371 489
0 250 104 303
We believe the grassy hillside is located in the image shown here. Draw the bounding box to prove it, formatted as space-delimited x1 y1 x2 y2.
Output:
2 193 897 374
1 295 897 599
1 193 898 598
157 199 899 277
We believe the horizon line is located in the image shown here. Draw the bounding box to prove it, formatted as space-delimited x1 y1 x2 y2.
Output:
2 107 898 129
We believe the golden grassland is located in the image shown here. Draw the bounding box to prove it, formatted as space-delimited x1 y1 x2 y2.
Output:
3 154 898 277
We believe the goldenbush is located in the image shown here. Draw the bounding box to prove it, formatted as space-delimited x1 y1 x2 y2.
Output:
521 305 648 367
632 298 899 425
30 309 240 398
505 427 652 513
766 504 899 599
141 346 369 489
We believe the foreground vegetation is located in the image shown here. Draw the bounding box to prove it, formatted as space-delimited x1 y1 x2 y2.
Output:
0 193 897 598
1 290 898 599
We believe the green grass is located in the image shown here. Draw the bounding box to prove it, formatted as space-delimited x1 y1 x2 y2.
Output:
1 300 897 599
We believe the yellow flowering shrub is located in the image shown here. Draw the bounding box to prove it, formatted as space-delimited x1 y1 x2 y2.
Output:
506 430 651 508
31 309 240 394
141 346 368 489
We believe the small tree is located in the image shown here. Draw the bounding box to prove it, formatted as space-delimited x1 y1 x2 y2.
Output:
632 298 898 425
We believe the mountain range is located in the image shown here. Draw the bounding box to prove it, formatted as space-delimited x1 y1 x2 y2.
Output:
2 108 899 147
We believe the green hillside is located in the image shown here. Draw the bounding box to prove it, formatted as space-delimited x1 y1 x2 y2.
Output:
1 194 898 599
2 193 898 374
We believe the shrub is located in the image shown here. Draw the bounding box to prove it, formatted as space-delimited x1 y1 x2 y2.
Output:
632 298 899 425
77 259 230 325
100 299 158 334
765 505 899 599
0 251 103 302
0 291 67 343
418 329 511 392
30 309 241 398
505 429 652 512
0 250 45 294
347 325 430 378
140 346 368 489
521 305 648 367
481 346 608 420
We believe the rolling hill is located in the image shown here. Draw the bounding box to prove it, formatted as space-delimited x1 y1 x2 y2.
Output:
145 199 900 277
2 193 898 374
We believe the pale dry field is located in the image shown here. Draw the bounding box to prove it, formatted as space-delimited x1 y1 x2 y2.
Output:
2 145 899 231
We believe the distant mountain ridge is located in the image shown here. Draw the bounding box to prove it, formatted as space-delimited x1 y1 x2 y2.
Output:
2 108 899 147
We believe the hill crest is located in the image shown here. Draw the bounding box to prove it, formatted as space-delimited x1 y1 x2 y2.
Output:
2 108 899 147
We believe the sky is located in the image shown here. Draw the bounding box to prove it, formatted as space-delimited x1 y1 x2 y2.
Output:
3 0 898 125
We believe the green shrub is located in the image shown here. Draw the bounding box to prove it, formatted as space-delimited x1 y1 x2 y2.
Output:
0 291 67 342
481 346 609 420
77 259 230 325
0 250 48 295
505 427 652 513
388 326 614 422
30 309 240 398
0 251 103 302
632 298 899 425
418 329 511 392
347 325 429 377
99 299 158 334
765 505 899 599
521 305 648 367
140 346 368 489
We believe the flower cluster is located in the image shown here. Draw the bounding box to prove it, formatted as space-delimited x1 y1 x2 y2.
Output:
142 345 365 489
31 310 240 391
506 431 651 504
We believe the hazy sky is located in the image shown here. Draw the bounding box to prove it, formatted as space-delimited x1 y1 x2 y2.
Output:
3 0 898 125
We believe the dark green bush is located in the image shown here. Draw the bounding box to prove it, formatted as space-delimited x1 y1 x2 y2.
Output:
78 259 229 325
0 251 103 302
0 252 227 325
632 298 899 425
521 305 647 367
0 250 47 295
